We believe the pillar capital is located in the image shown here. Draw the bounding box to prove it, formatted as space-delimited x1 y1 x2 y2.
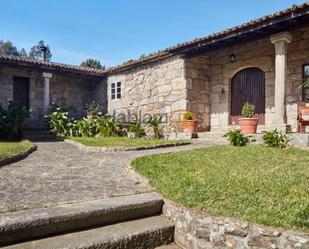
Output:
42 72 53 79
270 32 292 44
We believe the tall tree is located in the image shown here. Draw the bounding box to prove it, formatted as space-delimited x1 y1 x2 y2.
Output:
80 58 105 70
18 48 27 58
0 40 19 56
29 40 52 61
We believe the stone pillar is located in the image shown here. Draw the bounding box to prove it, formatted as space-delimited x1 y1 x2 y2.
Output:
270 32 292 131
42 72 52 116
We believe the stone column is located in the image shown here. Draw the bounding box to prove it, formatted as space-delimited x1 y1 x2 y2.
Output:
42 72 52 116
270 32 292 131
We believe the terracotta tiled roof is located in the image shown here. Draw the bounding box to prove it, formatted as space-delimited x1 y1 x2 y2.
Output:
0 55 106 77
106 2 309 73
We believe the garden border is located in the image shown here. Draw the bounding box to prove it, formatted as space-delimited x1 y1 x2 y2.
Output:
162 201 309 249
0 144 37 167
65 139 191 152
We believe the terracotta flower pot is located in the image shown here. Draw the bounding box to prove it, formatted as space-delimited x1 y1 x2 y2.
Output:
182 120 197 133
238 118 259 134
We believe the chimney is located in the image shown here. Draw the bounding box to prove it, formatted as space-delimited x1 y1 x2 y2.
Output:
40 45 48 61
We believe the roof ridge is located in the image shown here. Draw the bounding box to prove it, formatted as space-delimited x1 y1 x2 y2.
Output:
0 55 106 76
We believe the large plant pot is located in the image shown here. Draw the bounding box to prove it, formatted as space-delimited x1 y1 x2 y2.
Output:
238 118 259 134
182 120 197 133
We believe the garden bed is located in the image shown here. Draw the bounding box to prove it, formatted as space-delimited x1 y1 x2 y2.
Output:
132 145 309 232
0 140 36 166
66 137 190 152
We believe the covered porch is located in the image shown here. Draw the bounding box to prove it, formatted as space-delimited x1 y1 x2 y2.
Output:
0 57 107 129
185 25 309 133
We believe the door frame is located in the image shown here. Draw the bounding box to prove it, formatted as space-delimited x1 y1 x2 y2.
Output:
229 67 266 125
13 76 30 110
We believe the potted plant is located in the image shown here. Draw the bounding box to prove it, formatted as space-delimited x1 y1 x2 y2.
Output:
182 112 197 133
85 101 102 120
238 102 259 134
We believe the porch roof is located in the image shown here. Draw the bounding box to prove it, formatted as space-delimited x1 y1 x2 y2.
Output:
0 55 106 77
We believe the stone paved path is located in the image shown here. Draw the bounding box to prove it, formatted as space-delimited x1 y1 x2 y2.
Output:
0 140 212 212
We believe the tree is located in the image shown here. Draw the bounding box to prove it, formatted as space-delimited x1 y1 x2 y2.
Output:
80 58 105 70
0 40 19 56
29 40 52 61
18 48 27 58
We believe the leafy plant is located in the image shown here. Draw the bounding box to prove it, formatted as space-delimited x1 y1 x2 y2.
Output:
0 101 29 140
128 122 145 138
98 117 122 137
85 101 102 116
48 108 69 137
183 112 194 121
241 102 255 118
298 79 309 89
147 116 163 139
263 129 289 148
223 129 249 146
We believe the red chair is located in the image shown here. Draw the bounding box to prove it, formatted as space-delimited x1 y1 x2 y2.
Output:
298 105 309 133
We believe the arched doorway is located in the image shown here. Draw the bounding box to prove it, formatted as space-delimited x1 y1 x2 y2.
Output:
230 67 265 125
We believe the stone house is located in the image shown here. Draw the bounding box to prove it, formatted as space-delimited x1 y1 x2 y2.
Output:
106 3 309 132
1 3 309 132
0 56 107 128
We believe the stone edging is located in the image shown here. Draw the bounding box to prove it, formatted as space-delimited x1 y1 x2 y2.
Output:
65 139 191 152
162 201 309 249
0 144 37 167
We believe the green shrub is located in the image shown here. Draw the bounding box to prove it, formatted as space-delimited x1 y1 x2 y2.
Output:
263 129 289 148
48 108 70 137
183 112 194 121
241 102 255 118
49 108 123 138
223 129 249 146
85 101 102 116
0 101 29 140
98 117 123 137
147 116 163 139
128 122 145 138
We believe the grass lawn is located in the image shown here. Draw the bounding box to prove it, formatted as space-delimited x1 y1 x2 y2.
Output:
0 140 33 160
132 145 309 232
68 136 188 148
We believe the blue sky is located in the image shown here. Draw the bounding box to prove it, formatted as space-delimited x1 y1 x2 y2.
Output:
0 0 305 66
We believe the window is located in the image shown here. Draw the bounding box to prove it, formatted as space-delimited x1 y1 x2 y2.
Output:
111 82 121 99
302 65 309 102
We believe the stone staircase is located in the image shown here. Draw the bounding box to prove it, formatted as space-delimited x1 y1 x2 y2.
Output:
0 192 176 249
22 128 63 142
196 132 229 145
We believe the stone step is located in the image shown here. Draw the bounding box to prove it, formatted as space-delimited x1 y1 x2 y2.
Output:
156 244 181 249
22 129 63 142
0 192 163 246
2 216 174 249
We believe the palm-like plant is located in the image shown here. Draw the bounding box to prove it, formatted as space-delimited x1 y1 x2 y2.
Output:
147 116 163 139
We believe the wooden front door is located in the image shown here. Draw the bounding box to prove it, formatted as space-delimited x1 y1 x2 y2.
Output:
230 68 265 125
13 76 30 110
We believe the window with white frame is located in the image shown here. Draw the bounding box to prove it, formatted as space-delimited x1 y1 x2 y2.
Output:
111 82 121 99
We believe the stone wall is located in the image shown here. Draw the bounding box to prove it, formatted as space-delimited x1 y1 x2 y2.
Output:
185 56 210 131
50 74 104 118
0 66 106 127
163 201 309 249
107 55 187 124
